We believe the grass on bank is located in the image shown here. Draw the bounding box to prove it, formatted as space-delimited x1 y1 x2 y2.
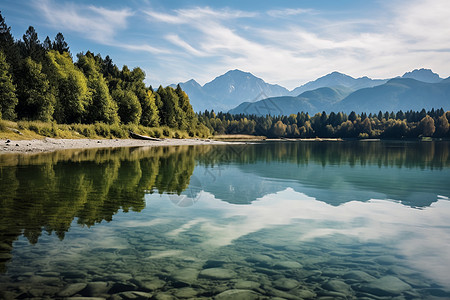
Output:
0 120 209 140
211 134 267 141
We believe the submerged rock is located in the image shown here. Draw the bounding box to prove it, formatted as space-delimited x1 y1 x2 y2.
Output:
214 289 260 300
173 287 198 298
273 260 302 269
113 291 153 299
200 268 237 280
245 254 272 265
108 282 138 294
343 270 376 282
82 281 110 296
138 279 166 291
295 289 317 299
323 279 352 294
57 283 88 297
153 293 176 300
234 280 260 290
273 278 299 291
170 268 199 285
359 276 412 296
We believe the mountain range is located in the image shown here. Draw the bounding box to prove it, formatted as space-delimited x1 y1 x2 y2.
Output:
171 68 449 115
171 69 289 112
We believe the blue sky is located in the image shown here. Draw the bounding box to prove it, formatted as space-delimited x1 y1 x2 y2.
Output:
2 0 449 89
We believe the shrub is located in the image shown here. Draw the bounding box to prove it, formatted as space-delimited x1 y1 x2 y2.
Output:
110 123 127 138
162 127 170 137
151 128 163 138
0 120 7 132
94 122 111 138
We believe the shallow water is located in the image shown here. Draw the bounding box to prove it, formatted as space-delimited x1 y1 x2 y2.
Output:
0 141 450 299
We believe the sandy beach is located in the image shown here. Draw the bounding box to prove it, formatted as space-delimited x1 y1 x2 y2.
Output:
0 137 229 154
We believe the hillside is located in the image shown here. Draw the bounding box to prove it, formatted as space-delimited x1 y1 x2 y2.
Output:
229 86 351 116
289 71 387 96
333 78 450 113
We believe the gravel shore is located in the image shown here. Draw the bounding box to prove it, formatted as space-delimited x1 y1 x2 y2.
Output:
0 137 228 154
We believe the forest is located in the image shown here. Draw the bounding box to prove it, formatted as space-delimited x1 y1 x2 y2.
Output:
198 108 450 139
0 12 209 138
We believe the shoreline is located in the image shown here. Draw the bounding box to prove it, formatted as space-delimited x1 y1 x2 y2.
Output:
1 136 445 155
0 138 230 154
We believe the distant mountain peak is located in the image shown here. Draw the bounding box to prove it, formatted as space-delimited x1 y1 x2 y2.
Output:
402 68 442 83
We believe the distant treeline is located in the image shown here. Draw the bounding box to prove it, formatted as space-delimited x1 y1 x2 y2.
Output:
0 12 208 136
198 108 450 138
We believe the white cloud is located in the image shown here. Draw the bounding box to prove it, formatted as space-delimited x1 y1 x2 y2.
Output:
144 6 256 24
34 0 133 43
267 8 314 17
165 34 205 56
150 188 450 287
34 0 171 56
121 43 169 55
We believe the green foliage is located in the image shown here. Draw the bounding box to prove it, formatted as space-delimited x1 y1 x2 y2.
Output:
20 26 45 62
419 115 435 137
112 88 142 125
16 57 55 121
52 32 69 54
45 50 89 124
76 53 119 124
199 109 450 139
139 90 160 127
0 50 18 119
157 86 177 127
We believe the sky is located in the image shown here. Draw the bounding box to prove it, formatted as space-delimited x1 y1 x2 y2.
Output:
2 0 450 90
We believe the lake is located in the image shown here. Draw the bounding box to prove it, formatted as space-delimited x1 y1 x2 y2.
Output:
0 141 449 299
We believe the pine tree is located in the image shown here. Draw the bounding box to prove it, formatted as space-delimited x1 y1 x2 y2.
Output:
20 26 45 61
175 84 196 129
0 50 18 119
43 36 52 50
52 32 69 54
139 90 159 127
0 12 21 83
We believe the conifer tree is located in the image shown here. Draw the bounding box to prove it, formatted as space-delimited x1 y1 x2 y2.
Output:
0 12 20 82
52 32 70 54
139 90 160 127
20 26 45 61
0 50 18 120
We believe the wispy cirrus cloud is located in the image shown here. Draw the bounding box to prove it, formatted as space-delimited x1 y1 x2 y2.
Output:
34 0 132 43
144 6 257 24
267 8 314 17
33 0 167 55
